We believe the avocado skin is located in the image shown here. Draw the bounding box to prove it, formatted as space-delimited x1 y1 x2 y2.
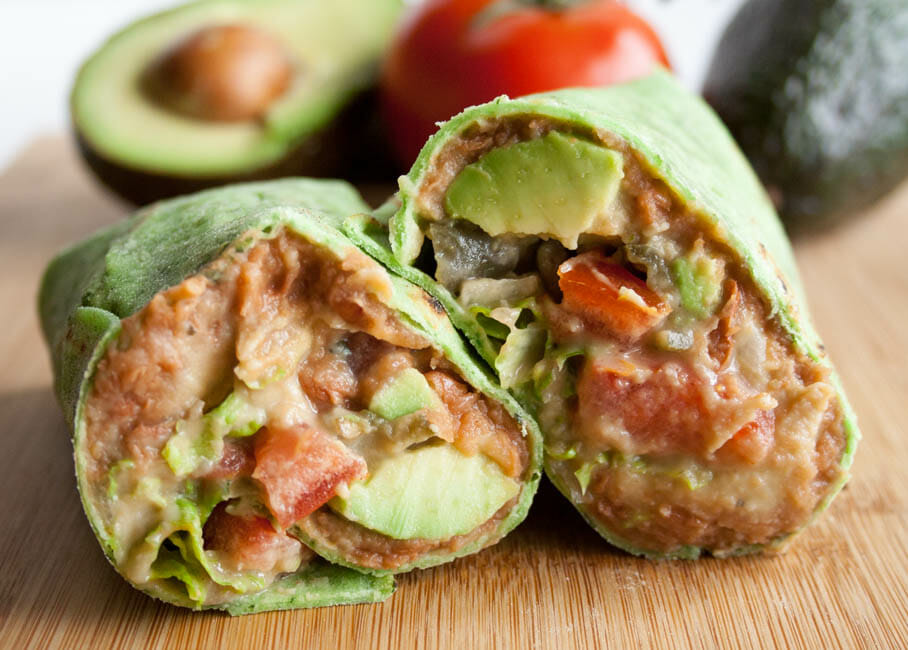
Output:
703 0 908 232
76 90 398 206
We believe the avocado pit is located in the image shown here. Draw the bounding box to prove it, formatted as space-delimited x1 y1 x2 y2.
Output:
145 23 293 122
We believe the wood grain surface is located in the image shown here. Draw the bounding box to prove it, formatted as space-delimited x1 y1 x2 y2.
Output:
1 137 906 649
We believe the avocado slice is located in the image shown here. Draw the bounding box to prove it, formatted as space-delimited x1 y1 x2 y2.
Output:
671 242 725 319
329 444 520 540
443 131 624 248
72 0 403 204
704 0 908 231
368 367 438 421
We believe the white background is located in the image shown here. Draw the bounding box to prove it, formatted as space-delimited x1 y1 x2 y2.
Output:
0 0 746 172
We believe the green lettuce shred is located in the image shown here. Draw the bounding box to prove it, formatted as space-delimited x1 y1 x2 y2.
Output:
494 324 547 390
162 391 266 477
572 450 713 495
574 451 648 494
474 311 512 341
458 275 541 310
574 462 597 495
147 492 267 606
532 344 584 400
152 545 209 604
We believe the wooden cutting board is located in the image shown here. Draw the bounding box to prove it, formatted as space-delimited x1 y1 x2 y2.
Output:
1 137 906 649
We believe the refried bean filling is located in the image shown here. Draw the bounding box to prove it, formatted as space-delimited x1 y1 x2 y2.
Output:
82 228 529 605
414 119 847 554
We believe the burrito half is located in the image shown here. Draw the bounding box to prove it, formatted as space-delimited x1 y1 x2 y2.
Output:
39 179 541 611
364 70 859 558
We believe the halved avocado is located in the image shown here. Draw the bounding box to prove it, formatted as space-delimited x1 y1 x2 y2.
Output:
72 0 403 204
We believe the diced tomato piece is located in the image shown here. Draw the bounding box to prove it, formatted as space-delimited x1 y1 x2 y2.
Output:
252 425 367 528
577 357 708 455
203 502 307 574
558 251 670 341
206 438 257 480
715 410 775 465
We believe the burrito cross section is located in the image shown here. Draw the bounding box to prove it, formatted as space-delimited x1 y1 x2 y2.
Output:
83 221 529 605
387 72 856 558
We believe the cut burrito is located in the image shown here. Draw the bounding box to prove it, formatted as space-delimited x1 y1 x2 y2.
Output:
39 179 541 612
369 70 859 558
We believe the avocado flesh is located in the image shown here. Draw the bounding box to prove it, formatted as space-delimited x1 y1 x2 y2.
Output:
329 444 520 540
443 131 624 248
368 367 438 421
72 0 402 178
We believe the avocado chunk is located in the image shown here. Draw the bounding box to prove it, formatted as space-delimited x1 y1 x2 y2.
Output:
444 131 624 248
670 241 725 319
329 444 520 540
368 367 438 420
72 0 404 204
704 0 908 230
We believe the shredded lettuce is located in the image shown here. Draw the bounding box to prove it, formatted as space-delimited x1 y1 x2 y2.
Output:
532 343 584 400
469 302 532 340
574 451 647 494
494 324 547 390
574 462 597 495
474 312 512 341
162 420 209 477
151 545 209 604
459 277 545 352
458 275 541 309
162 391 266 477
554 346 585 370
147 490 267 606
573 450 713 496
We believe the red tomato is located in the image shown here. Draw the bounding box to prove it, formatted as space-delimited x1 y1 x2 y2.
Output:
203 502 304 573
577 358 709 456
252 425 367 528
715 410 775 465
558 250 670 341
381 0 671 165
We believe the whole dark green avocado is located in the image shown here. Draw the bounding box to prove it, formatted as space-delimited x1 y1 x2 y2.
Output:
703 0 908 231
